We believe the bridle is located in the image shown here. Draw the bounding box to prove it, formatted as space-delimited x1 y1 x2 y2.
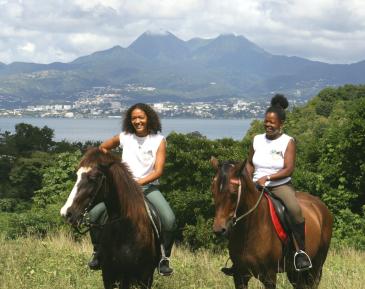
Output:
217 163 265 227
231 177 265 226
73 168 107 234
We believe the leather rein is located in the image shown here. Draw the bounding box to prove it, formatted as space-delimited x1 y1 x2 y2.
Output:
231 177 265 227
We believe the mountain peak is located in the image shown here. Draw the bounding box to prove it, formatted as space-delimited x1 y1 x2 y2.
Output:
128 31 189 61
144 30 172 36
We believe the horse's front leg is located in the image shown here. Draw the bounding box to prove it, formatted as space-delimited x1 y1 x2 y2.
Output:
259 271 277 289
233 273 251 289
102 269 116 289
138 274 153 289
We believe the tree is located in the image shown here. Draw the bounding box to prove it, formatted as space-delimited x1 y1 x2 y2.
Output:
12 123 55 154
8 152 51 200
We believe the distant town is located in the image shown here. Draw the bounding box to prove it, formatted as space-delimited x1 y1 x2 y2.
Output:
0 86 306 119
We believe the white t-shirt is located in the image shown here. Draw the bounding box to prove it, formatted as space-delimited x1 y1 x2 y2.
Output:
119 132 165 184
252 133 293 187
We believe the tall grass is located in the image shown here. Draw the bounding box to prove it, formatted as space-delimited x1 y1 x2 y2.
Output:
1 232 365 289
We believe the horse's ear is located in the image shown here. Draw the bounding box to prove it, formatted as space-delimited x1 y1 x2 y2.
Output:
237 160 247 176
210 156 219 170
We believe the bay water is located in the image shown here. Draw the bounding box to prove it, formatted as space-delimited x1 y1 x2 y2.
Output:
0 118 256 142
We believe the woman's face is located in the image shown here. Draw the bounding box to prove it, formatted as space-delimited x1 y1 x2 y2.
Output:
264 112 282 139
131 108 148 136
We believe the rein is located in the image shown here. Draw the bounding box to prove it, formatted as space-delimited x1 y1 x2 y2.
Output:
232 178 265 226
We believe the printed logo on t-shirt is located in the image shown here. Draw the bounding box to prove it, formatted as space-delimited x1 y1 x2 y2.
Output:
270 149 284 160
141 149 153 162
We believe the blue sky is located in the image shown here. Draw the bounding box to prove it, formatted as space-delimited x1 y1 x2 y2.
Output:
0 0 364 64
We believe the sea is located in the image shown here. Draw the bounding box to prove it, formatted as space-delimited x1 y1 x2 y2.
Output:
0 117 256 142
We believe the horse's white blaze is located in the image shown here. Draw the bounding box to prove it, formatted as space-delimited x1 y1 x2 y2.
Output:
60 166 92 217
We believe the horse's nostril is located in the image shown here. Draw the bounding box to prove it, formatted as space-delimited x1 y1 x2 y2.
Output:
220 228 227 236
214 227 227 237
65 211 72 221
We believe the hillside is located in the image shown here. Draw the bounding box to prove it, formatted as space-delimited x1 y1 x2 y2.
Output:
1 31 365 108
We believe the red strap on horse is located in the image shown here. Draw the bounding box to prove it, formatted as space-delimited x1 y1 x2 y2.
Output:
264 193 288 243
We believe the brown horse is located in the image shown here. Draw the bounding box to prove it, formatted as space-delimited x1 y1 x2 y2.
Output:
210 158 333 289
61 148 159 289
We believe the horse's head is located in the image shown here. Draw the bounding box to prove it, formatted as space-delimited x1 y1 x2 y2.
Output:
61 164 109 227
210 157 245 237
60 147 120 228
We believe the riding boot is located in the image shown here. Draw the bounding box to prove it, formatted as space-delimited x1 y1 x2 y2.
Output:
159 231 174 276
88 227 102 270
292 221 312 271
221 265 235 276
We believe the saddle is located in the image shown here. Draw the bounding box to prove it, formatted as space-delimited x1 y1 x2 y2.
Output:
263 188 291 244
144 197 163 240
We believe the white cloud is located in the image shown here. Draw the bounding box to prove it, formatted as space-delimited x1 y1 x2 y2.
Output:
0 0 364 64
18 42 35 53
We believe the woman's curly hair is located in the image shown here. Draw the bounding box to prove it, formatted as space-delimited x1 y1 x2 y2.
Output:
122 103 162 135
265 94 289 122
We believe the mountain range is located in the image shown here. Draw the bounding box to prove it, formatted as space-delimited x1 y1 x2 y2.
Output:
1 31 365 108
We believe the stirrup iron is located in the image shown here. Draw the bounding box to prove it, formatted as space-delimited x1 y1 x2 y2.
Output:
294 250 312 272
158 256 173 276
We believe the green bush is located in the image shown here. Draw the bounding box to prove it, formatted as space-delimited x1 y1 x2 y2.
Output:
6 207 64 239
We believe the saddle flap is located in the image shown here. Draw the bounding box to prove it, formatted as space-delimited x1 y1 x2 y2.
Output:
264 192 289 243
144 198 163 238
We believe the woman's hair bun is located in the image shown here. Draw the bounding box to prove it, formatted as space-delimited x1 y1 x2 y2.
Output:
271 94 288 109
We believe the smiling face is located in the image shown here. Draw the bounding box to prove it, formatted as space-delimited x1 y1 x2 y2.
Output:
264 112 283 140
131 108 148 137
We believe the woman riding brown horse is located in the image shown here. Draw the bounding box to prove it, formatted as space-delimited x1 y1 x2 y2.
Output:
211 158 333 289
61 148 159 289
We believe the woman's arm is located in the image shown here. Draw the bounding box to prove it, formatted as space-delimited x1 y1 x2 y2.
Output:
99 135 120 153
245 144 254 178
136 139 167 186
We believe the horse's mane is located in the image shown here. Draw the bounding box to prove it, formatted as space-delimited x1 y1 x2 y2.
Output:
79 148 151 238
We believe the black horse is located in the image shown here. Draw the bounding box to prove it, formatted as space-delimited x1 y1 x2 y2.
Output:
61 148 159 289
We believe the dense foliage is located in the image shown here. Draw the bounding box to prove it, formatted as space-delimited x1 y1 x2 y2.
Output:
0 84 364 250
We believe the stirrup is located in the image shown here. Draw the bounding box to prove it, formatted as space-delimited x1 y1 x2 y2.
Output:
294 250 312 272
158 256 173 276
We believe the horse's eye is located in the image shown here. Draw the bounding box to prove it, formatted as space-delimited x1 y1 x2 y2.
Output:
88 174 99 182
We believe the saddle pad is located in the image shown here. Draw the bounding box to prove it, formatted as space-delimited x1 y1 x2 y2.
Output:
264 193 288 243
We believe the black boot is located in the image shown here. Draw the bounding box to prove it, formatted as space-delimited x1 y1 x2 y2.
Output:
221 266 235 276
159 258 173 276
158 231 174 276
292 221 312 271
88 227 102 270
88 248 101 270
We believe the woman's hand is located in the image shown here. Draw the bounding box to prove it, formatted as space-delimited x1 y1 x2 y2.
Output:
99 147 108 154
99 135 120 153
257 176 269 187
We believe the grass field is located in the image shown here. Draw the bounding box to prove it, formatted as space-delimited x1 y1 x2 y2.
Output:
1 232 365 289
